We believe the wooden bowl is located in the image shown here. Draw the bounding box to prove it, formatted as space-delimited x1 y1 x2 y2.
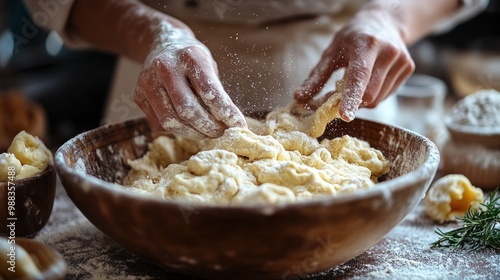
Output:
54 118 440 279
444 121 500 149
0 166 57 237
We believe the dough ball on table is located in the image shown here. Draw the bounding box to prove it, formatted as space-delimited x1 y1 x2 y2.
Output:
424 174 484 223
0 237 43 279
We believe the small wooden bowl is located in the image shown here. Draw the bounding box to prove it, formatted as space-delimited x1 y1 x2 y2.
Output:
0 166 57 237
444 120 500 149
55 118 440 279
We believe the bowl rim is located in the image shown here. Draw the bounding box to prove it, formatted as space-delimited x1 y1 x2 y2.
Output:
444 117 500 136
54 118 440 213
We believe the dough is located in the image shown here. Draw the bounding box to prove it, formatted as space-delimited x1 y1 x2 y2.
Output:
0 237 43 279
0 153 21 182
0 131 52 181
264 79 344 138
424 174 484 223
124 104 391 206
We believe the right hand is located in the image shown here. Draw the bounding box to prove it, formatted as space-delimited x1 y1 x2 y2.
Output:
293 7 415 122
133 23 246 140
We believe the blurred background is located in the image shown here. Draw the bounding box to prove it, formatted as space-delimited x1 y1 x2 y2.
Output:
0 0 499 150
0 0 116 150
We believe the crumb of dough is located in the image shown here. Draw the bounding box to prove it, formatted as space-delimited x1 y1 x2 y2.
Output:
0 237 43 279
123 104 391 206
264 78 345 138
424 174 484 223
0 131 52 181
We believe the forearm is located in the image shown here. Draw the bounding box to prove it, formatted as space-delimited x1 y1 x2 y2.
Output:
68 0 192 63
360 0 460 45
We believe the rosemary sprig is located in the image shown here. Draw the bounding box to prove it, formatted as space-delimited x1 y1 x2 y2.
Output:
431 189 500 251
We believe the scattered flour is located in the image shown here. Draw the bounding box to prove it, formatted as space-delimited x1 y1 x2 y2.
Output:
34 184 500 279
309 203 500 280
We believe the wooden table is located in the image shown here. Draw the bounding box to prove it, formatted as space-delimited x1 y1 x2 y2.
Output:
34 179 499 279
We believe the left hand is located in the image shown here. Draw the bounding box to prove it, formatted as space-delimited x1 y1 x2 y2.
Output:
133 23 247 140
294 7 415 122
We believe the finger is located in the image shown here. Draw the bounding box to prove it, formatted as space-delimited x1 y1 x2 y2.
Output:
133 85 163 131
137 68 160 93
294 41 346 103
156 53 227 138
339 52 377 122
146 85 207 140
387 58 415 99
366 54 414 108
138 60 212 139
360 46 399 107
183 47 247 128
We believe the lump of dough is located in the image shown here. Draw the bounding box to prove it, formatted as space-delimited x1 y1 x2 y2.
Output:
248 160 321 187
7 131 52 179
124 136 193 184
323 135 390 179
187 149 238 176
0 153 22 182
307 92 342 138
232 183 296 205
0 237 43 279
16 164 44 180
272 130 319 156
147 136 191 168
424 174 484 223
204 127 287 161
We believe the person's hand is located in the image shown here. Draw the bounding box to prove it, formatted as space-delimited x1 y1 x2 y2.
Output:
133 22 247 140
294 7 415 122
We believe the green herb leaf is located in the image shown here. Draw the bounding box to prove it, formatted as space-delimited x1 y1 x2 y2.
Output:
431 189 500 251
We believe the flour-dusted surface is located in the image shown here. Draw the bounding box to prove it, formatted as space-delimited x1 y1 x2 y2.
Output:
35 181 500 279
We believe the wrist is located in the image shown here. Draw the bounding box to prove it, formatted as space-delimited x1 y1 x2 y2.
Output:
358 1 410 44
133 9 195 63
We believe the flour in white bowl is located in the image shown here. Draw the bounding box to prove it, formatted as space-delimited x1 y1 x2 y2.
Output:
446 89 500 131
